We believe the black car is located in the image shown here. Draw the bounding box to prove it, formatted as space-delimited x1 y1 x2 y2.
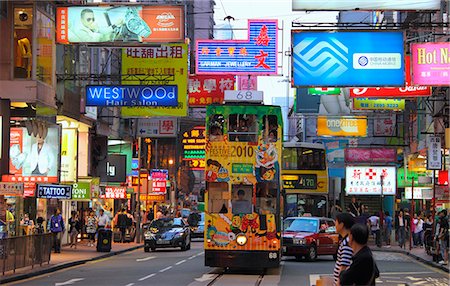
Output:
189 212 205 239
144 217 191 252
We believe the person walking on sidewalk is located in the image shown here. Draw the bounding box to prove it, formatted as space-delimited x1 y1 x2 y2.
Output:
368 212 381 248
114 208 129 243
383 211 393 248
49 209 65 253
413 212 424 247
395 210 406 249
339 224 380 286
437 210 449 265
68 211 81 249
86 210 98 247
97 209 110 230
333 213 355 286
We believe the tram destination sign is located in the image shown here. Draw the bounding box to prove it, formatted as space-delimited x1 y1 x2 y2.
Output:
282 174 317 190
86 85 178 107
37 184 72 199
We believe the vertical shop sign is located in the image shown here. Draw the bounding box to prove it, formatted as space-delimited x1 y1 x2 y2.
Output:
427 135 442 170
61 129 77 182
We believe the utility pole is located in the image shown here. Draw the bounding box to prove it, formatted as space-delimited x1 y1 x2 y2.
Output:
136 136 142 243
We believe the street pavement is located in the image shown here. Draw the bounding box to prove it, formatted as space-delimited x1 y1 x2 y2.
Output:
8 240 449 286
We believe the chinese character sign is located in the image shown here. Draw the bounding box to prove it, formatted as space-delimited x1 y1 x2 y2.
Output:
427 135 442 170
196 20 278 75
238 75 258 90
183 126 206 170
101 186 127 199
411 43 450 86
374 114 396 136
346 166 396 195
121 44 188 117
188 75 235 106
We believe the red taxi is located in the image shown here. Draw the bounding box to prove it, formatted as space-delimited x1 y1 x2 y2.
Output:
282 217 339 261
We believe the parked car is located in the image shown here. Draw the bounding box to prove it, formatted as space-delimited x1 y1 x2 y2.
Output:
144 217 191 252
282 217 339 261
189 212 204 239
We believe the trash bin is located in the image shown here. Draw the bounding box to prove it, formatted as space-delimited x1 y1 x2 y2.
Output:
97 228 112 252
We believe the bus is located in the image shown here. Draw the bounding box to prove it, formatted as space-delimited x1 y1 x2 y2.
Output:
282 142 329 217
204 103 283 268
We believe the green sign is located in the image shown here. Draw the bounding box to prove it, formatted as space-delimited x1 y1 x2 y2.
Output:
232 163 253 174
397 168 429 188
72 182 91 200
183 149 205 159
308 88 341 95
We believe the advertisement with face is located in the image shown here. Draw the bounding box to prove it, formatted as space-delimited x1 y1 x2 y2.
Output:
57 6 184 44
9 127 59 181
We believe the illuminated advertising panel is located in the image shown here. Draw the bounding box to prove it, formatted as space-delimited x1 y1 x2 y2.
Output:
188 75 235 107
292 0 440 11
350 56 431 98
411 43 450 86
317 116 367 137
137 118 177 138
292 31 405 87
61 129 77 182
71 181 91 200
346 166 396 195
196 20 278 75
7 127 59 183
183 126 206 170
56 6 184 44
352 98 405 110
345 148 397 163
101 186 127 199
121 44 188 117
86 85 178 107
150 169 168 195
37 184 72 199
308 88 341 95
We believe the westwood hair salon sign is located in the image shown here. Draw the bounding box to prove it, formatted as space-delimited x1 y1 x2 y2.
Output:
37 184 72 199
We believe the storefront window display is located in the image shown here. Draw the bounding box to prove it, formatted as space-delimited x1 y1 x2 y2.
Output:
14 7 33 79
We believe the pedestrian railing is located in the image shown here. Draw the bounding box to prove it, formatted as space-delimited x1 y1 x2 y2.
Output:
0 233 53 275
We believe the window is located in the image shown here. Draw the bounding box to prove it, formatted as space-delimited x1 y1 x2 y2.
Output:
262 115 278 143
320 219 336 233
256 182 277 215
208 114 224 142
207 182 229 214
284 194 327 217
231 185 253 214
228 114 257 142
282 148 326 170
284 218 318 233
14 7 33 79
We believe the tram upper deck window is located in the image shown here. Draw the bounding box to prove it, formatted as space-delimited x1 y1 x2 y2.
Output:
207 182 229 213
262 115 278 143
228 114 258 142
208 114 224 142
283 148 326 170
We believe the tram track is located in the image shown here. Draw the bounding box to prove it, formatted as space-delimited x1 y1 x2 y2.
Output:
206 268 266 286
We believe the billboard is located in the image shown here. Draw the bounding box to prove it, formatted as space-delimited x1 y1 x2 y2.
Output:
308 88 341 95
121 44 188 117
101 186 127 199
61 129 77 182
86 85 178 107
346 166 396 195
373 114 396 137
188 75 235 107
352 98 405 111
317 116 367 137
196 20 278 75
137 118 177 138
292 31 404 87
411 43 450 86
37 184 72 199
8 127 59 183
57 6 184 44
345 148 397 163
292 0 440 11
350 56 431 98
182 126 206 170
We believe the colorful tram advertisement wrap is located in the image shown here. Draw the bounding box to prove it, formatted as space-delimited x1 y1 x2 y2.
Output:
282 142 329 218
204 104 283 268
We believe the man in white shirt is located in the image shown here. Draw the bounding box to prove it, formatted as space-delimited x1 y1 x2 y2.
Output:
413 213 424 247
97 209 110 229
368 212 381 247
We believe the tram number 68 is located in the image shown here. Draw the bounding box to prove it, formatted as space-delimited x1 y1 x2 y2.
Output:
236 91 254 100
230 146 254 157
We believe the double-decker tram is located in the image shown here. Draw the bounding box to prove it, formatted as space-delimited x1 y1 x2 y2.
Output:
282 142 329 217
204 101 283 268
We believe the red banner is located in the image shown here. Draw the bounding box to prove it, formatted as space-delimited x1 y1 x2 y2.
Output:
188 75 235 106
350 56 431 98
101 186 127 199
345 148 397 163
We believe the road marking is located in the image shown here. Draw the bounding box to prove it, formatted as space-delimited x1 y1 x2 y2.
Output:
188 255 196 260
138 274 156 281
125 284 135 286
175 259 187 265
55 278 85 286
194 274 217 282
383 271 434 275
136 256 156 262
195 251 205 256
412 282 428 285
159 266 172 272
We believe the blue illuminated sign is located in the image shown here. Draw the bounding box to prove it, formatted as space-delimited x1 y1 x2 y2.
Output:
196 20 278 75
292 31 405 87
86 85 178 107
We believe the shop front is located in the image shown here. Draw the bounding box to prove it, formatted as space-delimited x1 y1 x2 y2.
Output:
0 182 24 237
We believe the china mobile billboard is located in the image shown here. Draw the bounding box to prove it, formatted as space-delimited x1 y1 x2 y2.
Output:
292 31 405 87
411 43 450 86
188 75 235 107
350 56 431 98
346 166 396 195
292 0 440 11
196 20 278 75
57 6 184 44
8 127 59 183
317 116 367 137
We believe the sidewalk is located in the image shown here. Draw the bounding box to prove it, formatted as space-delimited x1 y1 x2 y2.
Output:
0 240 143 284
369 242 450 273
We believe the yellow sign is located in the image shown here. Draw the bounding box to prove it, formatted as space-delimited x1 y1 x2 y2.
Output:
317 116 367 137
61 129 77 182
121 44 188 117
353 98 405 110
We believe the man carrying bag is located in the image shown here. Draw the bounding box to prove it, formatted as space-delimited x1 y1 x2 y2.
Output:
49 209 65 253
